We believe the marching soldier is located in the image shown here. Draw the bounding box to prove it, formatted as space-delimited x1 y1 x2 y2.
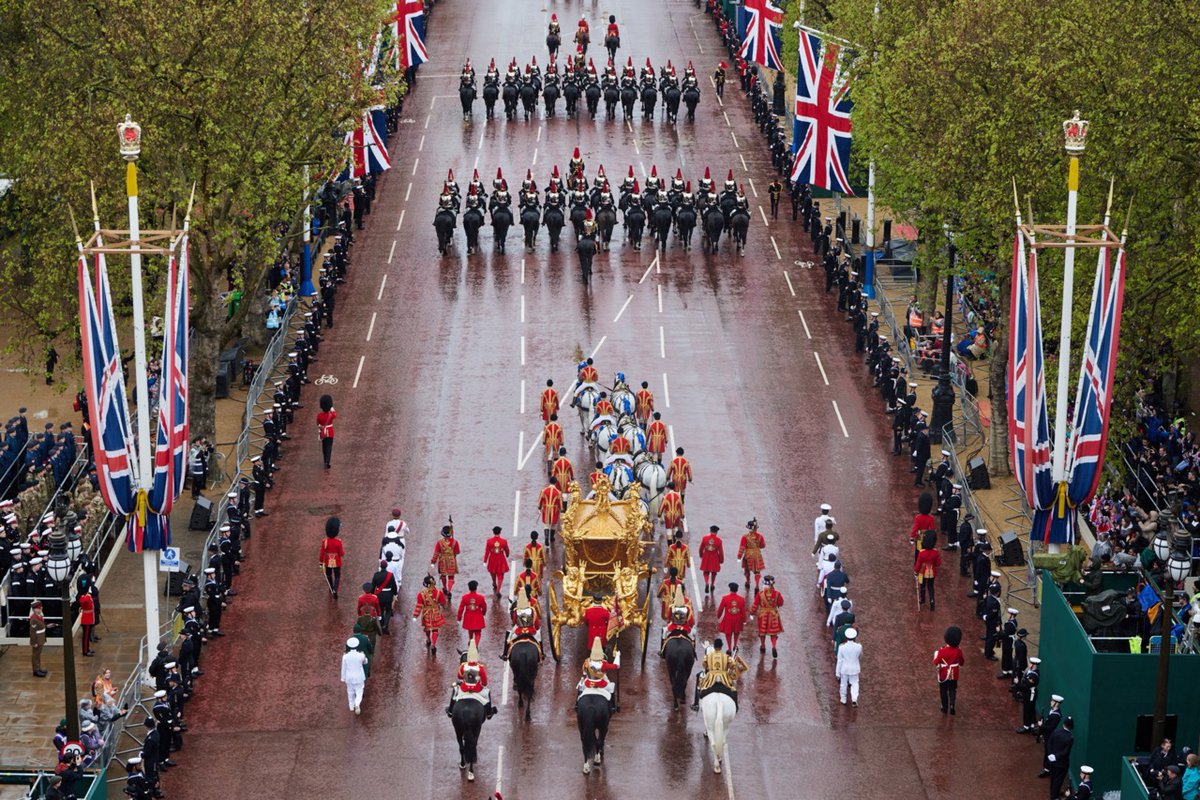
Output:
432 523 461 597
456 580 488 647
483 526 510 600
412 575 447 655
716 582 749 652
934 626 964 715
523 531 546 581
751 575 785 658
767 179 782 219
691 637 747 711
713 62 726 99
538 477 564 544
664 530 689 580
319 517 345 599
738 519 766 592
698 525 725 594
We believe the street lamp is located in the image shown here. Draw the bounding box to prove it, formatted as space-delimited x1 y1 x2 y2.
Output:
929 226 957 444
1151 515 1193 747
45 526 79 742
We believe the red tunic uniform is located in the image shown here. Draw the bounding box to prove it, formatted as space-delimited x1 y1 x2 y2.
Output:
657 576 683 620
909 513 936 545
934 645 964 681
513 569 540 600
635 388 654 422
915 548 942 580
538 484 564 526
551 457 574 492
608 435 631 455
716 592 748 637
316 409 336 439
484 535 510 578
356 592 381 618
667 456 693 495
540 387 560 422
319 536 345 568
751 587 785 635
606 22 620 38
457 591 488 633
543 421 564 458
659 490 684 529
79 592 95 625
583 604 611 647
523 541 546 579
699 533 725 574
665 599 695 634
579 365 599 383
738 531 766 573
594 399 614 417
589 469 607 492
646 420 668 456
664 541 689 578
433 537 461 576
457 661 490 686
412 587 447 630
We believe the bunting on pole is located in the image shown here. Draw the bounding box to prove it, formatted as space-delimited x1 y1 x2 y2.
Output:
790 32 854 194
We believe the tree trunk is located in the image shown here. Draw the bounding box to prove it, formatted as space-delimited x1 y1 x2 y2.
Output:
987 269 1012 477
918 252 940 319
190 287 223 444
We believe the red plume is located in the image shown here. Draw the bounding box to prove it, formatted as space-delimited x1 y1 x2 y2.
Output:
727 169 734 181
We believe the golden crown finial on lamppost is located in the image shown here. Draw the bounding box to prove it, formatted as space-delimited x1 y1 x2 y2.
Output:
118 114 142 161
1063 110 1089 156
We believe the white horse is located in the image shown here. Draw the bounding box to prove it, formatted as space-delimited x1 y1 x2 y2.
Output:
700 692 736 774
603 461 634 497
611 386 636 417
591 420 617 461
618 417 645 454
574 384 600 431
635 457 667 528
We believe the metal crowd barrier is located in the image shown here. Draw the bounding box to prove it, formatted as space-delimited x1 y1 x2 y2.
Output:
871 275 916 378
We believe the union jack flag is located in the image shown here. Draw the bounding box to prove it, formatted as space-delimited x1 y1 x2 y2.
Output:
78 248 136 519
736 0 784 71
394 0 428 70
1067 245 1126 506
791 32 854 194
345 108 391 178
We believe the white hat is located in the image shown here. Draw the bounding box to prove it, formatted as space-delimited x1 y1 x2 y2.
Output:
1007 608 1019 615
990 571 1002 578
976 528 989 536
844 628 858 639
951 483 962 490
1080 766 1093 775
346 637 360 649
1051 694 1063 703
941 449 951 457
182 606 195 614
154 690 168 699
1029 657 1042 665
164 662 177 669
204 567 216 574
820 503 832 512
220 525 231 532
128 756 143 766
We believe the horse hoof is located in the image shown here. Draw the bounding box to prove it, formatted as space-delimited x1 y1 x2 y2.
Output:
594 753 602 765
459 761 467 770
582 762 591 775
714 763 722 774
467 770 475 782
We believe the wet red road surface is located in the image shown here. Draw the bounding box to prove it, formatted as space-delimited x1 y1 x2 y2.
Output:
169 2 1047 798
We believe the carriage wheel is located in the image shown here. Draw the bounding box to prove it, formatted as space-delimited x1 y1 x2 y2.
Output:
547 584 562 662
639 592 653 668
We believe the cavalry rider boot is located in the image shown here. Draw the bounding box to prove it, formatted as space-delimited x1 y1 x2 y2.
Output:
486 703 498 719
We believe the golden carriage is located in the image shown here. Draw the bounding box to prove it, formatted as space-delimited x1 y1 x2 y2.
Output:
546 475 655 662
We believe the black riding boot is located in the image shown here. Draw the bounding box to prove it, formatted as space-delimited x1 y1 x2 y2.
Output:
691 674 700 711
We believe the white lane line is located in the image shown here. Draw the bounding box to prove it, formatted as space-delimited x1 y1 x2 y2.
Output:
388 240 397 263
739 153 748 171
501 568 514 706
521 258 526 284
832 400 849 438
759 206 769 227
479 130 486 149
814 351 829 385
418 134 425 151
366 312 377 342
657 284 663 313
773 237 783 263
659 326 666 359
521 335 526 366
590 335 607 359
662 373 671 407
353 355 365 388
516 431 524 470
377 274 388 300
411 157 419 176
613 294 634 323
496 744 506 797
518 431 544 471
747 178 758 198
798 309 812 339
473 154 479 171
512 491 520 539
731 131 739 149
536 125 542 143
688 555 702 601
396 209 405 232
723 743 736 799
404 182 413 203
519 379 526 415
429 95 436 111
627 120 634 134
783 270 795 296
668 424 676 456
521 295 526 323
633 138 640 154
638 258 656 284
424 113 431 130
723 111 731 126
640 161 647 178
531 147 538 166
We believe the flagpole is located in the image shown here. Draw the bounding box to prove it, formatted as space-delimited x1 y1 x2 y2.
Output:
1050 111 1087 489
300 164 316 297
862 0 880 300
118 114 163 662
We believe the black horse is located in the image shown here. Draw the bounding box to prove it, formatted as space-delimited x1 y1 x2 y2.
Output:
458 83 476 120
702 205 725 254
569 203 589 239
730 207 751 254
508 640 540 722
640 84 657 121
502 82 519 120
434 208 456 255
547 32 560 61
543 81 560 117
543 205 565 252
520 206 541 249
663 635 697 711
683 85 701 121
620 85 637 120
463 206 484 254
596 206 618 251
451 698 488 783
519 82 538 121
491 206 513 254
652 204 674 252
576 235 597 283
676 205 697 250
575 693 611 775
624 205 646 250
482 82 499 119
603 83 619 120
585 82 602 119
564 79 581 118
663 85 681 124
604 34 619 63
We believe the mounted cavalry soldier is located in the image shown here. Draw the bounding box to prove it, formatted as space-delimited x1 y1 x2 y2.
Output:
446 640 496 719
659 586 696 655
501 590 542 661
691 638 748 711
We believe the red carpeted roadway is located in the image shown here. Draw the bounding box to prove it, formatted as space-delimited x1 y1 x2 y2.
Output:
167 2 1045 797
